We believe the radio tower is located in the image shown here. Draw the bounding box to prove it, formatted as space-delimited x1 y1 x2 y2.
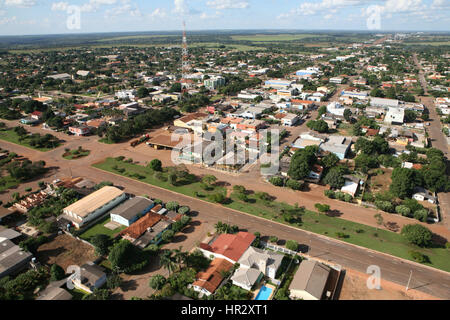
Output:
181 20 190 95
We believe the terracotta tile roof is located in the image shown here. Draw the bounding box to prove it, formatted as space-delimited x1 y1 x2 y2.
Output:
192 258 233 294
120 212 161 240
201 232 255 262
291 99 314 105
366 129 379 136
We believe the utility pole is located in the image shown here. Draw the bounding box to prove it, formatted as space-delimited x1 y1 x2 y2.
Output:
405 270 413 291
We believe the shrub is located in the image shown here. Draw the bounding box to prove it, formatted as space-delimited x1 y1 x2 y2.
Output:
50 264 66 281
335 192 346 201
286 179 303 191
409 251 429 263
315 203 330 213
324 190 335 199
269 176 284 187
149 275 166 290
286 240 299 252
165 201 179 211
401 224 433 247
336 232 349 239
344 194 353 203
375 201 394 213
396 205 412 217
237 192 249 202
208 192 226 204
269 236 278 243
162 230 175 242
413 209 429 222
233 185 246 194
149 159 162 171
178 206 190 215
445 242 450 249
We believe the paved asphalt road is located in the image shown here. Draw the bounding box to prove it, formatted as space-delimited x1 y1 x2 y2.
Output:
413 53 450 230
2 138 450 298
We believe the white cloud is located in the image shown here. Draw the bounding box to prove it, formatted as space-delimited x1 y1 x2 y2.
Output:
149 7 167 19
0 15 16 24
206 0 249 10
4 0 36 7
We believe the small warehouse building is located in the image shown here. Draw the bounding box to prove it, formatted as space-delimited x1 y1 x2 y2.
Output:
62 186 127 229
110 197 155 227
289 260 331 300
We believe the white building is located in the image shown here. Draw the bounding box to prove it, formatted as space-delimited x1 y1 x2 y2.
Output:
384 107 405 125
116 89 136 100
327 101 345 116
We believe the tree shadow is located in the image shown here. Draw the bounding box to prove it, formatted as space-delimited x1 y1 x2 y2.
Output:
431 233 448 248
326 210 343 218
385 222 400 232
171 234 187 243
215 181 231 188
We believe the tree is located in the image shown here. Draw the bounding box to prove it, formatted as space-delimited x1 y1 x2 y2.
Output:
286 240 299 252
149 159 162 171
321 153 340 169
137 87 149 98
315 203 330 213
401 224 433 247
374 213 384 230
160 250 177 275
323 166 347 189
404 110 417 123
106 273 122 290
202 175 217 186
286 179 303 191
390 168 421 199
50 264 66 281
149 275 167 290
90 234 110 256
413 209 429 222
269 176 284 187
355 153 379 173
108 240 148 273
396 205 411 217
306 120 328 133
208 192 226 204
288 146 317 180
165 201 179 211
162 230 175 242
344 109 352 122
375 200 394 213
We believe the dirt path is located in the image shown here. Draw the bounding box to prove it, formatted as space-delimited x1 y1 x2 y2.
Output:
339 268 440 300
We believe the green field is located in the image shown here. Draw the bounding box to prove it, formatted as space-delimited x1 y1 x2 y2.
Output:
79 214 126 241
231 34 327 42
93 158 450 272
405 41 450 46
63 149 90 160
96 35 178 42
0 129 59 151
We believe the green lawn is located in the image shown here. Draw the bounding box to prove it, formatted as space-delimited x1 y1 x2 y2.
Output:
79 214 126 241
0 129 59 151
63 149 90 160
231 34 327 42
93 158 450 272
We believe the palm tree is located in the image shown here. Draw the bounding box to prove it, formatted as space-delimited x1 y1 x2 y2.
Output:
202 175 217 186
173 246 188 269
159 250 176 276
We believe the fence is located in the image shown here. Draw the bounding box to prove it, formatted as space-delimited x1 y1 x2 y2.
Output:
260 241 298 256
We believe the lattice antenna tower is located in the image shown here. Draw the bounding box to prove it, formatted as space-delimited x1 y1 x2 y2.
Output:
181 20 190 94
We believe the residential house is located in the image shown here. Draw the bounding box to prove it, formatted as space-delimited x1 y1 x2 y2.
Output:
199 232 255 264
69 125 90 136
192 258 234 296
70 262 107 294
110 197 155 227
231 247 283 291
340 175 361 197
13 191 48 213
289 260 331 300
320 136 352 160
282 113 299 127
412 187 436 204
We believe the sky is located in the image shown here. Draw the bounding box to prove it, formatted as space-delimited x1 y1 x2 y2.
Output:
0 0 449 35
